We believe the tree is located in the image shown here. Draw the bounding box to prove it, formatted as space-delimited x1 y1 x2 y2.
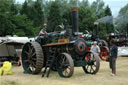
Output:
0 0 12 13
90 0 113 38
119 4 128 15
91 0 105 18
21 0 44 27
10 3 18 15
0 13 16 36
12 14 34 36
61 0 72 26
0 0 16 36
20 0 29 15
32 0 44 27
104 5 114 34
47 0 62 32
104 5 112 16
79 6 96 32
19 0 44 36
79 0 89 8
0 0 114 37
115 4 128 33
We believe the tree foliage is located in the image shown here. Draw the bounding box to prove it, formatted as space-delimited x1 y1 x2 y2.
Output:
0 0 113 38
115 4 128 33
104 5 114 34
47 0 62 32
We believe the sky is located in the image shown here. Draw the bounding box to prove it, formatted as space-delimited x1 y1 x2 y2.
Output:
16 0 128 16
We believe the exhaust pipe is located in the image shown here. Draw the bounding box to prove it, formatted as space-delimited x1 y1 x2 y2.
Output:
72 7 79 33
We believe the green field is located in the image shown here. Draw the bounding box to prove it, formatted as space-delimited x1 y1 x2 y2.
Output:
1 57 128 85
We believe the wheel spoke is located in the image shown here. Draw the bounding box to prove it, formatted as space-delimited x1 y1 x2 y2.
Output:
67 66 70 69
29 62 36 71
63 67 69 76
93 64 97 67
25 51 29 55
57 53 73 77
93 59 96 62
27 66 30 71
65 69 69 76
90 66 92 73
30 64 34 71
28 44 31 53
91 66 95 72
31 52 36 57
86 65 89 70
60 55 66 66
31 61 36 67
66 68 70 75
31 47 34 53
62 56 66 63
92 65 96 70
24 60 30 63
59 57 63 66
64 70 67 76
59 61 62 66
92 56 95 60
32 58 36 61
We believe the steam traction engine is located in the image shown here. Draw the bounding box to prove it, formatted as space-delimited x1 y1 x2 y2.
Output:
81 22 109 61
21 8 100 78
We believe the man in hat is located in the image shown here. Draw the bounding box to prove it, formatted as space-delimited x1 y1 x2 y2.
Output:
39 23 48 36
109 39 118 76
90 41 100 55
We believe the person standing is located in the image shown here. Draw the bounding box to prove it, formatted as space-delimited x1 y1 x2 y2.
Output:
90 41 101 55
109 40 118 76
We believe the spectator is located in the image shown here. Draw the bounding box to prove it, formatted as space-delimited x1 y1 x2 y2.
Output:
109 39 118 76
91 41 100 55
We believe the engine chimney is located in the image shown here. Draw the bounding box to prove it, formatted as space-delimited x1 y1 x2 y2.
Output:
72 7 79 33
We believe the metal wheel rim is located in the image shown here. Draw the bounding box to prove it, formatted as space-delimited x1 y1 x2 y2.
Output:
22 42 44 74
56 53 74 78
83 52 100 74
22 43 37 73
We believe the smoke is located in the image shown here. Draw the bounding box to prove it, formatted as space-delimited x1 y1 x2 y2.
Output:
94 10 128 33
114 10 128 32
96 16 113 24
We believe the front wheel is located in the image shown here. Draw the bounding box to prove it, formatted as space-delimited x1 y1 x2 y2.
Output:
56 53 74 78
83 51 100 74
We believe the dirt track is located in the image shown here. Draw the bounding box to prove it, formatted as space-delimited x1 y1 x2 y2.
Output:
0 57 128 85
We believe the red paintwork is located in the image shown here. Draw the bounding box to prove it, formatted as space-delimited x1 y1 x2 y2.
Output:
77 42 86 52
85 47 109 61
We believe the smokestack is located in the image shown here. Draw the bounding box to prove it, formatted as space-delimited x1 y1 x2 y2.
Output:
94 22 99 39
72 7 79 33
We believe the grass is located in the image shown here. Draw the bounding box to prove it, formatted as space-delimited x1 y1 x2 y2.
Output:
1 57 128 85
1 80 20 85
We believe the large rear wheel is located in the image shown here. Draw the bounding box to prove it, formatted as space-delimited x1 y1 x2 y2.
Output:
56 53 74 78
83 51 100 74
22 42 44 74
